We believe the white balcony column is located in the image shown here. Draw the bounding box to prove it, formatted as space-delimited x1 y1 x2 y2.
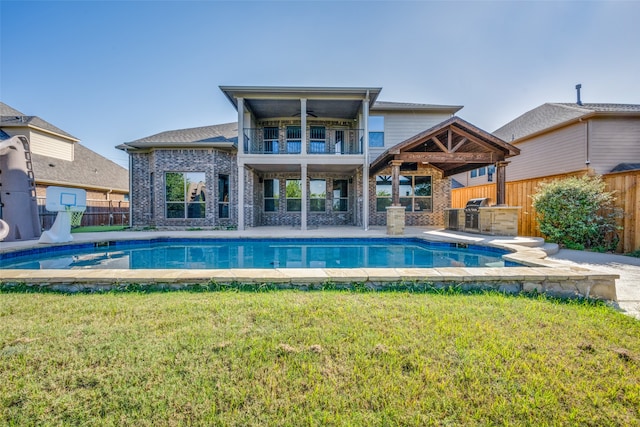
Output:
237 97 244 155
362 92 370 230
300 98 307 155
237 163 245 230
301 163 307 230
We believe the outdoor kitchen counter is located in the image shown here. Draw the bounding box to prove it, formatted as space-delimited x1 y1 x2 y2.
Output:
445 206 521 236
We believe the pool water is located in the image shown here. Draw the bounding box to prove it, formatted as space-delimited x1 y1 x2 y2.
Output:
0 238 520 270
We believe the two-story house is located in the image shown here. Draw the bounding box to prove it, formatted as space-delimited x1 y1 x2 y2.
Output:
119 86 518 230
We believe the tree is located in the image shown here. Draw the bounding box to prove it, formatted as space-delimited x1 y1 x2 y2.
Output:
531 175 620 251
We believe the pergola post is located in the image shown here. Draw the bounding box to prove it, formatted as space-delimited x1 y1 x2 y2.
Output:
390 160 402 206
496 161 509 206
387 160 405 235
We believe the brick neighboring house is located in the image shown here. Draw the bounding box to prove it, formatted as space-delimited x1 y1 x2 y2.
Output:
119 86 519 230
453 102 640 186
1 102 129 201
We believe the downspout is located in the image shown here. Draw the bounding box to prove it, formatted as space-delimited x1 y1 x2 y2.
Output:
363 90 370 231
586 119 592 174
128 149 132 228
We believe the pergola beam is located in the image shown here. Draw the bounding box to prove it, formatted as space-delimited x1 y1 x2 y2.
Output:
395 152 500 163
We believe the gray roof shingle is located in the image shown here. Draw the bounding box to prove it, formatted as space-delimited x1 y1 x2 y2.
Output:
123 122 238 147
494 102 640 142
0 102 79 141
32 143 129 192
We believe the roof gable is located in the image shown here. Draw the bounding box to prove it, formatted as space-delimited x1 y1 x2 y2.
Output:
370 116 519 177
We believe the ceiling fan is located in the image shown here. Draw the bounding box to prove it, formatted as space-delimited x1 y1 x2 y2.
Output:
292 110 318 118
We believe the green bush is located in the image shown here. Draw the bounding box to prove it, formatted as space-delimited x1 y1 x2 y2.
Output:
531 175 620 251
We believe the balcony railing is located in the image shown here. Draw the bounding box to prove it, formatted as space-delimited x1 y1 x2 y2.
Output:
243 128 363 155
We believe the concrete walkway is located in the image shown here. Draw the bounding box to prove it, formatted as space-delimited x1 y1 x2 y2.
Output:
547 249 640 319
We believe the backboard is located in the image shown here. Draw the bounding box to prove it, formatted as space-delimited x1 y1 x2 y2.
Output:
45 186 87 212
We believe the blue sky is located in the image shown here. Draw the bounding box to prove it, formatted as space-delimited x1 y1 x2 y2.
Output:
1 0 639 169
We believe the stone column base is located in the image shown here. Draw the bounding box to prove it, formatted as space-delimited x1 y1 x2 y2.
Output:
386 205 406 235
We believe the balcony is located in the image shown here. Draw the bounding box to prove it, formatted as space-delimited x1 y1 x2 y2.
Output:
243 128 363 155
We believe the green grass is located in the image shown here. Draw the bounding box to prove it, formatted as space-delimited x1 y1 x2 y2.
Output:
71 225 128 233
1 291 638 426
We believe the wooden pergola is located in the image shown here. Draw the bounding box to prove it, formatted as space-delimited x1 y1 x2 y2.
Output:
369 116 520 205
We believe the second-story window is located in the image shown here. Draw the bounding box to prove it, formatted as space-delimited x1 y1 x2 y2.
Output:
309 126 326 153
263 127 279 153
369 116 384 147
286 126 301 154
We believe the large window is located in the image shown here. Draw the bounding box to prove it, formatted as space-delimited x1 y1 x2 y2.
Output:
263 127 279 153
286 126 301 154
375 175 432 212
333 179 348 211
264 179 279 212
310 179 326 212
375 175 392 211
369 116 384 147
309 126 326 153
218 174 229 218
165 172 206 219
286 179 302 211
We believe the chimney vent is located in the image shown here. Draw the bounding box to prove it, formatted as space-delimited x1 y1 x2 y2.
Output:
575 84 583 106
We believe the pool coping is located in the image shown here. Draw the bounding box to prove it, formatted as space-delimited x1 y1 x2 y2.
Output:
0 227 619 301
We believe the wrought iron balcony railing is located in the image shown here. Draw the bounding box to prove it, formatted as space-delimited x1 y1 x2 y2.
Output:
243 128 363 155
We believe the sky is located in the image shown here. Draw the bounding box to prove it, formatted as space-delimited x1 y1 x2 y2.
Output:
1 0 639 170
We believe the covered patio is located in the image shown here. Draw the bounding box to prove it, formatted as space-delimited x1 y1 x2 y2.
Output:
369 116 520 233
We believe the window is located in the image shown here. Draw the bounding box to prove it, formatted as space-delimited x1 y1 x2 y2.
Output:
310 179 326 212
264 179 279 212
375 175 432 212
309 126 326 153
165 172 206 219
369 116 384 147
218 174 229 218
286 126 301 153
333 179 348 211
263 127 279 153
471 167 486 178
286 179 302 211
376 175 392 211
487 165 495 182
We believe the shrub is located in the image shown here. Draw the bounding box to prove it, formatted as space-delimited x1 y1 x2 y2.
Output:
531 175 620 251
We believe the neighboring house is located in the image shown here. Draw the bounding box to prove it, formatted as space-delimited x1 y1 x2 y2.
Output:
0 102 129 201
453 102 640 186
119 86 518 230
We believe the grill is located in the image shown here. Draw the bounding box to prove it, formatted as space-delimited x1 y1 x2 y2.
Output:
464 198 490 230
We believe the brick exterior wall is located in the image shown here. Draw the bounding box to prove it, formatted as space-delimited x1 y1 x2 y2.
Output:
368 163 449 227
249 172 359 228
130 149 235 228
129 150 451 229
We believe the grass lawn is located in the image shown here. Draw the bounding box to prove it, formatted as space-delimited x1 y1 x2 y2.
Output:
1 290 638 426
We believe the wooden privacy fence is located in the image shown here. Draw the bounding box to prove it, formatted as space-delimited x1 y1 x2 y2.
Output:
452 170 640 253
38 198 129 230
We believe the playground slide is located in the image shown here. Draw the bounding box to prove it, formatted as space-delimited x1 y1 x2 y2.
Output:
0 135 42 241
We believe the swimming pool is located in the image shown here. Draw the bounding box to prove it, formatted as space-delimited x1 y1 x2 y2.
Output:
0 238 520 269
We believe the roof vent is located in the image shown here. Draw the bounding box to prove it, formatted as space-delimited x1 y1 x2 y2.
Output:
575 84 583 106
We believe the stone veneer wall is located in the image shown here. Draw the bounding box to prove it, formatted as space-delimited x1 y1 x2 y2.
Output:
368 164 450 227
130 149 236 228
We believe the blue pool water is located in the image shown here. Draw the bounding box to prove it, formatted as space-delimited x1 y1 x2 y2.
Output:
0 238 520 270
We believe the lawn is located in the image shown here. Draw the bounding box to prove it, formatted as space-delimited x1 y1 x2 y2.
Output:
1 290 638 426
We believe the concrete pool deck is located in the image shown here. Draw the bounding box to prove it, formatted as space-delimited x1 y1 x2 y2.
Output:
0 226 632 315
